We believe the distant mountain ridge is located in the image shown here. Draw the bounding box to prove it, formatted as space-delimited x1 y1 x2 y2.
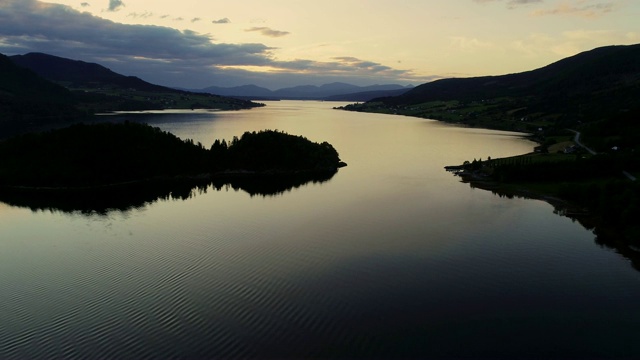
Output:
197 82 414 101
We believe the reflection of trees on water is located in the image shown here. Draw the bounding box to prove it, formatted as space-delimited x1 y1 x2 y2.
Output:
216 171 336 197
0 170 336 216
594 233 640 273
464 179 640 274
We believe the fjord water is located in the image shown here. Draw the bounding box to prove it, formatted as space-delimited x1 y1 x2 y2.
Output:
1 101 639 358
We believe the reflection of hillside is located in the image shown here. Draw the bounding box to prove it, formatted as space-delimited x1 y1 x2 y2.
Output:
463 179 640 274
0 171 336 215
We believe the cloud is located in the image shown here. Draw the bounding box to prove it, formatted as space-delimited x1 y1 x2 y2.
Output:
0 0 419 88
474 0 620 17
246 27 290 38
473 0 543 9
216 55 426 89
81 2 90 7
281 57 397 75
191 17 201 23
508 0 543 6
128 12 153 19
532 1 618 18
449 36 495 51
212 18 231 24
219 56 413 80
107 0 124 12
0 1 271 68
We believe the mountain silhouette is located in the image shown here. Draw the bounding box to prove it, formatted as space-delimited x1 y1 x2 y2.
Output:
195 82 412 100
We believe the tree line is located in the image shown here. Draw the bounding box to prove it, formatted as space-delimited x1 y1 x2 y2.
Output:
0 122 343 187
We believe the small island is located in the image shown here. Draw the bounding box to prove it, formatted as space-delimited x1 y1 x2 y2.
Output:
0 122 346 189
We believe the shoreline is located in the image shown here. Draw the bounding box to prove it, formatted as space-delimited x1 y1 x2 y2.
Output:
453 170 589 217
447 163 640 247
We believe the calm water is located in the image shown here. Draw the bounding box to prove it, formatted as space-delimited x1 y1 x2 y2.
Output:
1 101 639 358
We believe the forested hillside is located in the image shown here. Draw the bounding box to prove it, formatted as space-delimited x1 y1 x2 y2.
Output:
0 53 79 124
342 44 640 139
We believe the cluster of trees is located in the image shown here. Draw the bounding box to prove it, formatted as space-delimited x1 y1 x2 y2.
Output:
487 153 638 183
210 129 341 172
0 122 208 186
0 122 343 188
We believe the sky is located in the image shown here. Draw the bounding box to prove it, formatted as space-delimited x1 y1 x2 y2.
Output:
0 0 638 89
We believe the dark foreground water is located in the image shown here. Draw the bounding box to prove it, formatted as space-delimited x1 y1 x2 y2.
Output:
1 101 639 358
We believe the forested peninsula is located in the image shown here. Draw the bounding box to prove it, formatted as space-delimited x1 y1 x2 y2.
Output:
0 122 346 189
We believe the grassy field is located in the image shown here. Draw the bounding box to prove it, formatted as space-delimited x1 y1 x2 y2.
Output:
341 98 569 136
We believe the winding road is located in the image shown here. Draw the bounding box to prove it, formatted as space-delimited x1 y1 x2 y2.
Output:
568 129 636 181
568 129 597 155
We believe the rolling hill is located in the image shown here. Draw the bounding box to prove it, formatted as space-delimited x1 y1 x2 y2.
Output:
10 53 170 92
343 44 640 135
10 53 263 112
380 44 640 106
